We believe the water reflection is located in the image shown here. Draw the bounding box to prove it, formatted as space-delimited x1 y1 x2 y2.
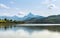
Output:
0 28 60 38
0 24 60 32
0 24 60 38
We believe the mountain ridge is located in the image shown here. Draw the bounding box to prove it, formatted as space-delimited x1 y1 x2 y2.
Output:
0 13 44 21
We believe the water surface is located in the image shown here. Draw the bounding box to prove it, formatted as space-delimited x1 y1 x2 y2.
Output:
0 24 60 38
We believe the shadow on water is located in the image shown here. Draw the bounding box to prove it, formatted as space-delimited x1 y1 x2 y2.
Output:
19 26 60 32
0 23 60 32
0 23 16 30
47 26 60 32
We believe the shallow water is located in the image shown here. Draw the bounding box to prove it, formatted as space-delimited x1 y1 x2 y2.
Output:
0 24 60 38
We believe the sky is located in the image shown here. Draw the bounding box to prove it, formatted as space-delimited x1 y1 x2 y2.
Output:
0 0 60 17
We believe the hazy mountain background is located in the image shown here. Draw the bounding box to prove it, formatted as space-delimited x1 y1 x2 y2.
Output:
0 12 44 21
0 12 60 24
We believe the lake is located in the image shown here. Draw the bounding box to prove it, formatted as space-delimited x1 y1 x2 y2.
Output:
0 24 60 38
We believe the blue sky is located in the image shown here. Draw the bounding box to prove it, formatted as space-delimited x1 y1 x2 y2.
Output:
0 0 60 17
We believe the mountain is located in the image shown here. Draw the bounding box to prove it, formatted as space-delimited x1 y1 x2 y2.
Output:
1 13 60 24
0 16 22 21
0 12 44 21
23 12 44 21
25 15 60 24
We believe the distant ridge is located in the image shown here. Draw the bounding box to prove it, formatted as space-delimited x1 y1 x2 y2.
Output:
23 12 44 21
25 14 60 24
0 12 44 21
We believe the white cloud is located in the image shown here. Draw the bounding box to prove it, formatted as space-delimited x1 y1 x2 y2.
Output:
0 11 26 17
51 0 56 2
41 0 58 10
42 0 50 5
48 4 58 9
0 4 10 9
16 11 26 17
0 13 15 17
42 0 57 4
18 12 25 15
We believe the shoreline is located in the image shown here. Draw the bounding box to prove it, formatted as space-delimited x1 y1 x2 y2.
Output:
17 24 60 26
